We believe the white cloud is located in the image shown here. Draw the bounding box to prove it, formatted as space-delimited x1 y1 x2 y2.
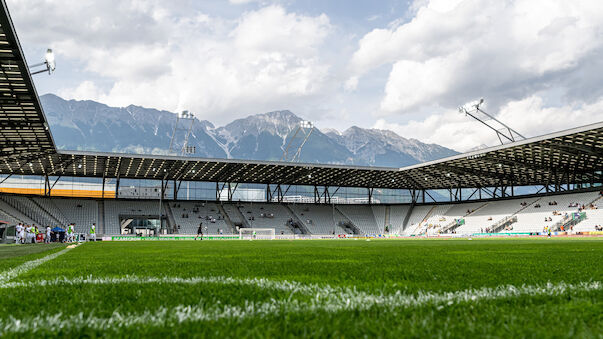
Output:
351 0 603 115
344 76 358 91
9 1 332 124
58 81 105 102
8 0 603 153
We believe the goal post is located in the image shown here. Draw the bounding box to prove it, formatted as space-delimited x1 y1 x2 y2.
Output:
239 228 276 240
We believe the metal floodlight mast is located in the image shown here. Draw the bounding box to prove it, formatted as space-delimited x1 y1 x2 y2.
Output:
29 48 56 75
459 98 526 146
169 110 196 156
282 120 314 162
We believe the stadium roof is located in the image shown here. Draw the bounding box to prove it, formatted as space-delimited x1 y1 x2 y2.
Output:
0 0 600 191
0 120 601 190
0 1 55 160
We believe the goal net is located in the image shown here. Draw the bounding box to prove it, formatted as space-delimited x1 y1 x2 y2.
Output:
239 228 276 240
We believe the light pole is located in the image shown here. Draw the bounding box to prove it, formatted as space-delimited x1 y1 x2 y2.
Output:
29 49 56 75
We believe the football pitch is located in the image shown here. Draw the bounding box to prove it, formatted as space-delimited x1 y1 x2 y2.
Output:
0 238 601 338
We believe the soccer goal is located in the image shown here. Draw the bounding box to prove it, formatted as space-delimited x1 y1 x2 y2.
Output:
239 228 276 240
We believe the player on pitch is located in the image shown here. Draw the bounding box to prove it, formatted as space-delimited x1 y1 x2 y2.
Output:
195 222 203 240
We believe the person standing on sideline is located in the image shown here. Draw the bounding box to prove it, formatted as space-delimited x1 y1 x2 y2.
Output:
45 226 51 243
89 223 96 242
67 223 74 242
195 222 203 240
15 223 23 244
25 224 33 244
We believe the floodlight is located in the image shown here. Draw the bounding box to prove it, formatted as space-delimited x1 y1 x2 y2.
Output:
45 49 55 72
29 48 56 75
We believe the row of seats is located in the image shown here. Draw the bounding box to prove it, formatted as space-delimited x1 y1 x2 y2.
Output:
0 195 56 226
235 203 293 235
288 204 348 234
337 205 381 234
170 201 231 234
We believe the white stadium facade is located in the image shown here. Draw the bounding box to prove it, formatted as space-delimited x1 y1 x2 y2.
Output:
0 1 601 241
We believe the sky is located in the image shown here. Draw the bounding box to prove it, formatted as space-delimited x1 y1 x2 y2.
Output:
7 0 603 152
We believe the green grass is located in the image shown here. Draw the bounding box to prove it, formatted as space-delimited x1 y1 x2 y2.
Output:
0 243 65 271
1 238 601 338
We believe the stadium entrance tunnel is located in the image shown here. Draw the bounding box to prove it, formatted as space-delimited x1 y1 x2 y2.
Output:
120 215 162 236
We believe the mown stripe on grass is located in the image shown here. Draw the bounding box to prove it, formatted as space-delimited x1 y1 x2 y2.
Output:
0 245 77 284
0 280 599 335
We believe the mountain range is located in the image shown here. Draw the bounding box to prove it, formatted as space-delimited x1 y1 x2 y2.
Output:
40 94 458 167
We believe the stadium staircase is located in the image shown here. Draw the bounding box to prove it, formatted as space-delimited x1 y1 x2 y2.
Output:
402 202 416 232
384 206 390 232
164 203 177 233
441 202 489 234
490 215 518 233
334 206 362 235
217 203 236 234
552 195 602 232
283 204 310 234
486 197 543 233
235 205 251 228
98 199 105 235
409 205 435 235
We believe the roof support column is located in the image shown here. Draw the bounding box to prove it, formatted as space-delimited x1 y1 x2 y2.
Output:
115 176 120 199
173 180 179 200
278 185 284 203
101 173 106 199
266 184 272 203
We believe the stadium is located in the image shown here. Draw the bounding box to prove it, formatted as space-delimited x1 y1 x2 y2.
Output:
0 0 601 337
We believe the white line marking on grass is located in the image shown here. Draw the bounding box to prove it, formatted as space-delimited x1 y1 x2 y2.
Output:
0 244 78 284
0 280 599 335
0 275 336 295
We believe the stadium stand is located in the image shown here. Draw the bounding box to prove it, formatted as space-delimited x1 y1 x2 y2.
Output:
0 192 601 236
221 203 244 227
511 192 600 233
337 205 381 234
0 195 58 226
38 198 98 233
371 205 386 233
456 198 540 234
236 203 294 235
0 197 36 225
170 201 231 234
104 200 160 235
402 205 432 235
388 205 411 234
288 204 348 235
574 199 602 232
